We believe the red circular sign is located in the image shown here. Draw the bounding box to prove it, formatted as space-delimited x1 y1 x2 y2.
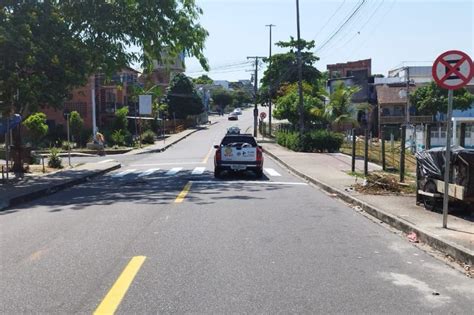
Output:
432 50 473 90
260 112 267 119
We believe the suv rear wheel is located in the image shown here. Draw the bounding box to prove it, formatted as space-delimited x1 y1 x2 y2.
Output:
214 167 222 179
255 168 263 179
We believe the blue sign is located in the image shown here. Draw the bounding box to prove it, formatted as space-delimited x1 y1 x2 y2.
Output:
0 114 22 134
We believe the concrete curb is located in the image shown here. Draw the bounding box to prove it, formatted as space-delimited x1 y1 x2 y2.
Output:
263 147 474 266
1 162 121 211
135 122 219 155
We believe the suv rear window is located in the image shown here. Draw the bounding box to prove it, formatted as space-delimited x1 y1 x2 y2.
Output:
220 135 257 147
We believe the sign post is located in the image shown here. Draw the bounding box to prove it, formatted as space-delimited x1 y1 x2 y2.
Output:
432 50 474 228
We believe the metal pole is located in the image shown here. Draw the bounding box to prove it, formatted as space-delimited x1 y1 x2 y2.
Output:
400 125 406 182
381 127 386 171
351 128 356 173
296 0 304 135
405 67 410 125
66 114 71 167
266 24 275 137
91 77 97 136
442 90 453 228
364 129 369 176
5 115 9 181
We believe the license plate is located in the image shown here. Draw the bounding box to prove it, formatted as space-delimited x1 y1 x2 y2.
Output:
230 165 246 170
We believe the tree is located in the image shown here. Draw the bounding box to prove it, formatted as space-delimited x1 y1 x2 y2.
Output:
193 75 213 85
260 37 321 100
273 82 326 127
232 89 253 107
23 112 48 148
69 111 84 143
212 88 233 110
410 81 474 116
165 73 204 119
325 82 367 129
1 1 209 171
113 107 129 131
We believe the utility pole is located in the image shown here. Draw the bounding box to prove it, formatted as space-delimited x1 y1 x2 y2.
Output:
296 0 305 135
247 56 265 137
265 24 275 137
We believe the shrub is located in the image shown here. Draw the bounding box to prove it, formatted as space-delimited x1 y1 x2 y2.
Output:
23 112 49 148
141 130 156 144
69 111 84 142
48 147 63 168
110 129 132 147
61 141 75 150
276 130 344 153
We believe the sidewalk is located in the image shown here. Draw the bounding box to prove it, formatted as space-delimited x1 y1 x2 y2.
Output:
262 140 474 266
0 161 120 211
125 121 219 155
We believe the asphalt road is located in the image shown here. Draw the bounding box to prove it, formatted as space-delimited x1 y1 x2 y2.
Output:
1 109 473 314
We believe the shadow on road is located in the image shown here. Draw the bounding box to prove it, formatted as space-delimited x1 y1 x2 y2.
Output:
4 170 297 213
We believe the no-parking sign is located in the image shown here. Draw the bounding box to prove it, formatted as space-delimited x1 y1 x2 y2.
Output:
432 50 473 90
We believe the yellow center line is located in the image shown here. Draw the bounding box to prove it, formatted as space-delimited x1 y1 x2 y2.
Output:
94 256 146 315
202 146 214 164
175 181 193 203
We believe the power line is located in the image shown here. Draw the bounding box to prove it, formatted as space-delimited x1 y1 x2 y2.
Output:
319 0 386 59
311 0 347 42
315 0 367 54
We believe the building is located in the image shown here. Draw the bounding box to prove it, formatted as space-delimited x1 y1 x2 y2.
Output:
139 52 185 93
326 59 377 132
41 67 141 134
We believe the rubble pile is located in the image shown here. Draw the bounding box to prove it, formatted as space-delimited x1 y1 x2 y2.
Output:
355 172 405 195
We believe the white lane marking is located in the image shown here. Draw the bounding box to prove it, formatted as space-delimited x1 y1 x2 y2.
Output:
192 167 206 175
166 167 183 175
111 169 137 178
194 180 307 186
98 159 115 164
264 168 281 176
130 162 202 167
137 168 160 177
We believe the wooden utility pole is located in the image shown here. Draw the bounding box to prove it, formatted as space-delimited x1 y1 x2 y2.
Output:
265 24 275 137
296 0 304 135
247 56 265 137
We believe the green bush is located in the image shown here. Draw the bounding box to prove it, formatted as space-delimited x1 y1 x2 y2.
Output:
110 129 132 147
141 130 156 144
48 147 63 168
276 130 343 153
23 112 49 148
61 141 75 150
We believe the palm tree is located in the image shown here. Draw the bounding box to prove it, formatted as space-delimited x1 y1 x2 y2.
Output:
325 82 368 130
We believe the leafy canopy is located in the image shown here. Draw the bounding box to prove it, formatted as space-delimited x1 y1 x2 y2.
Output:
1 1 209 115
410 81 474 116
273 82 326 127
212 89 233 107
260 37 321 99
325 82 365 127
193 75 213 85
165 73 204 119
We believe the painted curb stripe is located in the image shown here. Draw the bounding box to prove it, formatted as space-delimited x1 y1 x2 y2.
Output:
166 167 183 175
94 256 146 315
264 168 281 176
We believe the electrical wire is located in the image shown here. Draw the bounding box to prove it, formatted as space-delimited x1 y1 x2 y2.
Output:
315 0 367 54
312 0 347 42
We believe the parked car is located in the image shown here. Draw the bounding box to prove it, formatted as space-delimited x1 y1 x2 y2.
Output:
214 133 264 178
228 112 238 120
233 108 242 115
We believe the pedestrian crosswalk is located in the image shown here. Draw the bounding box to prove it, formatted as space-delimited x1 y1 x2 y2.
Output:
109 167 283 178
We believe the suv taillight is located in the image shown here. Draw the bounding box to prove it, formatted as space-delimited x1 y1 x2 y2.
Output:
256 147 263 162
215 149 221 162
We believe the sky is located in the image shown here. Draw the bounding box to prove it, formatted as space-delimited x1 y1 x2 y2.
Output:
184 0 474 82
